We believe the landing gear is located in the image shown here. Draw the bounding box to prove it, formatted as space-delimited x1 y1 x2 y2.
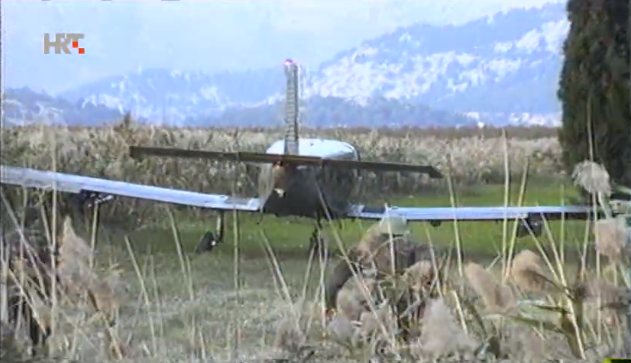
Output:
429 220 442 228
70 190 115 225
516 215 543 238
308 219 327 259
195 211 225 254
74 190 115 210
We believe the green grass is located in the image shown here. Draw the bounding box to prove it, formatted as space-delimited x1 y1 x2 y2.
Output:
97 181 593 260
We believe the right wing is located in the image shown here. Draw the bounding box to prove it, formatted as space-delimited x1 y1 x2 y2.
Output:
0 165 261 212
347 204 596 221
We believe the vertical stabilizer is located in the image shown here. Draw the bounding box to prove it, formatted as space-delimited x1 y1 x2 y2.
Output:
283 59 300 155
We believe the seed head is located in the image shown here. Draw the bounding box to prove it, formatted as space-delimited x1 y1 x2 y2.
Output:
572 161 611 196
510 250 557 294
465 262 516 313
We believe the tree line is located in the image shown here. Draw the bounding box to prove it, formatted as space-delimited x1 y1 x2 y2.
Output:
187 96 475 128
558 0 631 194
2 87 122 126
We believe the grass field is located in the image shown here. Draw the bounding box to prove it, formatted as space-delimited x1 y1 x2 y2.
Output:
2 124 629 362
1 124 564 198
1 123 576 256
113 181 591 261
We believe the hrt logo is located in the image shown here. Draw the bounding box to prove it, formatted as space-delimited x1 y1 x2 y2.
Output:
43 33 85 54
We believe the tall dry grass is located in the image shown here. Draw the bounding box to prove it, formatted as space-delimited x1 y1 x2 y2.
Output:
2 123 563 212
1 187 629 362
2 121 630 362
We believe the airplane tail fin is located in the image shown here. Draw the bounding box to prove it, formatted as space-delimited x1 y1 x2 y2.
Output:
283 59 300 155
128 59 444 179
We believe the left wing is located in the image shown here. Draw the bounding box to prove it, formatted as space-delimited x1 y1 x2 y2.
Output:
0 165 261 211
347 204 596 222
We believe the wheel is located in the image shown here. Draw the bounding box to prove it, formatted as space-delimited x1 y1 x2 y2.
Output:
308 230 326 259
516 218 542 238
195 231 218 254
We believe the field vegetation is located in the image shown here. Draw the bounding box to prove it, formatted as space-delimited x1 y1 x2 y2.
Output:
2 123 564 194
2 123 575 255
1 124 629 362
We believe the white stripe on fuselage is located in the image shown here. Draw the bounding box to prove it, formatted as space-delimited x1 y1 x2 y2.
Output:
266 138 358 159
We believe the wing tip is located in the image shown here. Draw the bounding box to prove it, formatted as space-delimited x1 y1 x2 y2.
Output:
129 146 143 159
429 167 443 179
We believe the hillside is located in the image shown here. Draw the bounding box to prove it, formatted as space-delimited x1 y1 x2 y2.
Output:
313 2 565 115
2 89 472 128
1 88 123 126
4 0 560 93
54 3 567 127
189 96 475 128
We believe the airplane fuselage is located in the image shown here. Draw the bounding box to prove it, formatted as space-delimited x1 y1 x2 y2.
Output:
258 138 360 220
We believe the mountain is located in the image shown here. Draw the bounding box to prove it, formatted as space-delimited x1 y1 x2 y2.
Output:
312 2 567 115
189 96 475 128
60 68 285 124
4 0 560 93
2 88 473 129
1 88 123 127
311 2 568 124
53 2 568 127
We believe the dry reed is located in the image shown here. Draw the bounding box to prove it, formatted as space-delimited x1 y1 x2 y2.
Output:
4 121 630 362
1 123 563 199
464 262 516 313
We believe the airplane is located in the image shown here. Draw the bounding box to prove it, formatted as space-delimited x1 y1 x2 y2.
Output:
0 59 601 254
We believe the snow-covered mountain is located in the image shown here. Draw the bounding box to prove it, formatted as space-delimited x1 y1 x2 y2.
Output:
1 88 125 127
4 0 562 93
61 69 285 123
311 3 567 117
10 2 569 127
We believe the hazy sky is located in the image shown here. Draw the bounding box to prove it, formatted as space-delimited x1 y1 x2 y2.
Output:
3 0 562 93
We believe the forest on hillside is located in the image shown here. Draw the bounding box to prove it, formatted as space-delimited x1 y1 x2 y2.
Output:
186 96 475 128
2 88 123 126
3 88 474 128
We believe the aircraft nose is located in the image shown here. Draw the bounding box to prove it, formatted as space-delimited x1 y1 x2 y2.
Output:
271 164 290 197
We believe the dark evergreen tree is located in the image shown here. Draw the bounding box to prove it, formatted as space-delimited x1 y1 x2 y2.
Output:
558 0 631 196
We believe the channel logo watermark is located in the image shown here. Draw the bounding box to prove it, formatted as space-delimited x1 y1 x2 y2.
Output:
43 33 85 54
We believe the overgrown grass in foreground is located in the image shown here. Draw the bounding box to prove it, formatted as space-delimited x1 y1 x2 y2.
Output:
3 193 629 362
3 123 629 361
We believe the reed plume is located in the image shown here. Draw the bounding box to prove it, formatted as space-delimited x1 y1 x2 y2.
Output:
510 250 558 294
465 262 516 313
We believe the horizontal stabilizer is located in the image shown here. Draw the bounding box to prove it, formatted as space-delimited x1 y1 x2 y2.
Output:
129 146 443 178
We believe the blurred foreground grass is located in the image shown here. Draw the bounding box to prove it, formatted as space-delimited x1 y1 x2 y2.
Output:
4 179 622 362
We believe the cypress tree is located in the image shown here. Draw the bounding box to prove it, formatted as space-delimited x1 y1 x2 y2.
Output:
558 0 631 196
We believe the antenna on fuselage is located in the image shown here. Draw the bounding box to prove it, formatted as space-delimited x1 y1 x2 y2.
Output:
283 59 300 155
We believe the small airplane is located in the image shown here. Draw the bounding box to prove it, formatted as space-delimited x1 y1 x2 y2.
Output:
0 59 600 253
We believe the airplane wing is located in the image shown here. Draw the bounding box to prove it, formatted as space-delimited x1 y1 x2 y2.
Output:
0 166 261 212
347 204 597 222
